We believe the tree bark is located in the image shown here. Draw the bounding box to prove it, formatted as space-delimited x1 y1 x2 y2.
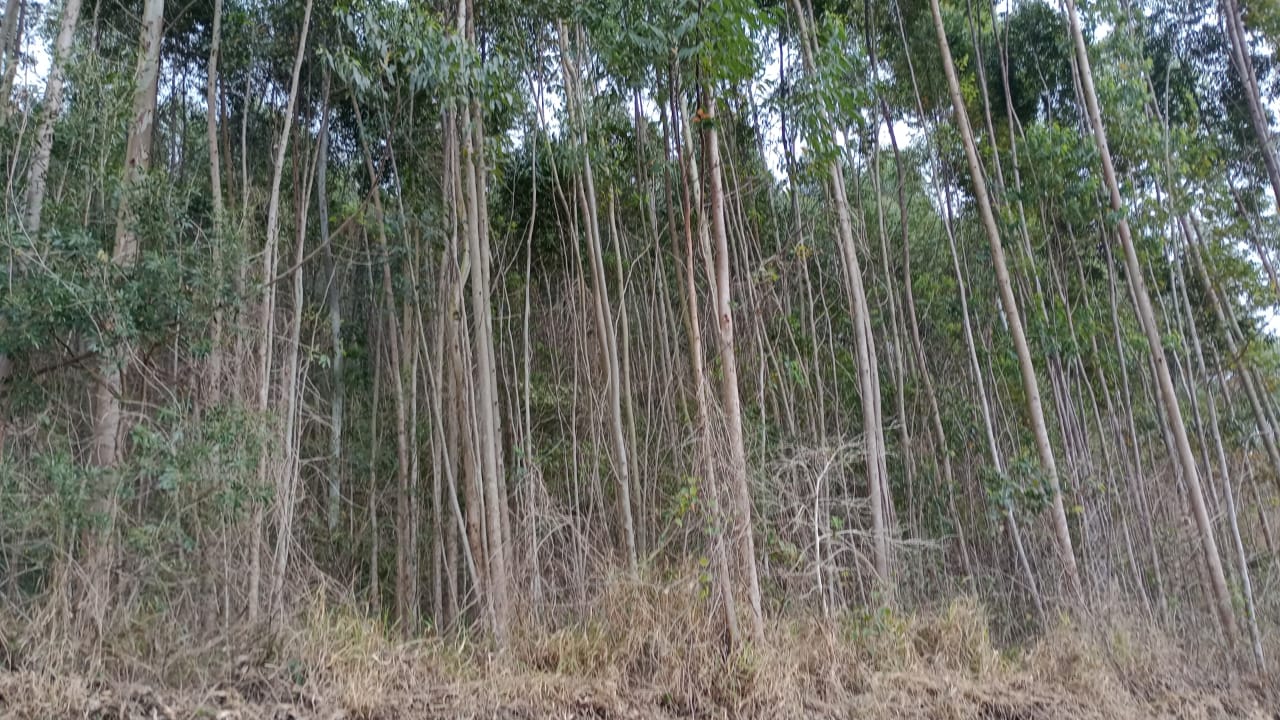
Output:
248 0 312 623
558 26 638 569
1061 0 1234 636
353 100 413 635
453 0 510 639
23 0 83 234
82 0 163 637
789 0 893 589
0 0 20 115
205 0 225 403
271 110 320 622
929 0 1082 598
1220 0 1280 214
674 87 740 648
703 100 765 642
316 72 343 536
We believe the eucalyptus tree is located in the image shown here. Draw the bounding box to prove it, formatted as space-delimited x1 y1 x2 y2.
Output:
82 0 165 638
556 20 638 572
1219 0 1280 212
23 0 82 235
249 0 313 624
458 0 512 642
205 0 226 402
693 0 769 640
788 0 893 589
927 0 1082 599
0 0 19 113
7 0 1280 675
1059 0 1235 637
91 0 165 468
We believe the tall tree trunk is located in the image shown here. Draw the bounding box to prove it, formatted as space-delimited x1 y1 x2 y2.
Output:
1062 0 1234 636
1220 0 1280 213
0 0 20 116
272 112 320 621
248 0 311 622
674 87 740 648
929 0 1081 598
204 0 225 402
608 195 643 559
353 101 414 635
0 0 18 81
703 99 765 642
23 0 83 234
83 0 163 636
0 0 24 382
558 26 638 569
453 0 510 638
316 73 343 537
367 338 383 616
789 0 892 588
90 0 162 467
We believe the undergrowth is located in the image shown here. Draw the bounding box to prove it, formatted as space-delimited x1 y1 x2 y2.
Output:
1 566 1273 719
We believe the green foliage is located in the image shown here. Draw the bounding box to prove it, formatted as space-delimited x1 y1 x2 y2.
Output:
5 0 1280 653
792 15 871 166
328 0 520 120
667 474 702 529
0 182 218 367
0 402 263 601
981 454 1052 520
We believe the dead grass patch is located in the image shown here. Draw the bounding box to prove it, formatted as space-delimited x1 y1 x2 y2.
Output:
0 575 1274 719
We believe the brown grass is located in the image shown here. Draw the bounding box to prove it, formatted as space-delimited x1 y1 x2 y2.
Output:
0 571 1275 719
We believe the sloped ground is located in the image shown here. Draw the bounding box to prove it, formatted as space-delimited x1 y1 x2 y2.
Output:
1 589 1275 719
0 662 1272 720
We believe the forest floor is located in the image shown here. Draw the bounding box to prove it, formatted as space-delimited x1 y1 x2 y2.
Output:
0 656 1273 719
1 589 1276 719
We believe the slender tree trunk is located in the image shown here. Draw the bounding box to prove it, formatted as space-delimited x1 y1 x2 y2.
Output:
316 73 344 537
521 89 541 607
1220 0 1280 213
352 101 414 635
0 0 22 124
90 0 162 467
367 339 383 616
0 0 20 115
674 87 740 648
1062 0 1234 636
608 195 643 558
703 99 765 642
205 0 225 402
272 114 320 622
248 0 311 622
23 0 83 234
929 0 1081 598
789 0 892 588
82 0 163 636
558 27 638 569
452 0 511 638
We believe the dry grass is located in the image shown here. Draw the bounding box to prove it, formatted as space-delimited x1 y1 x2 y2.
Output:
0 571 1275 719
